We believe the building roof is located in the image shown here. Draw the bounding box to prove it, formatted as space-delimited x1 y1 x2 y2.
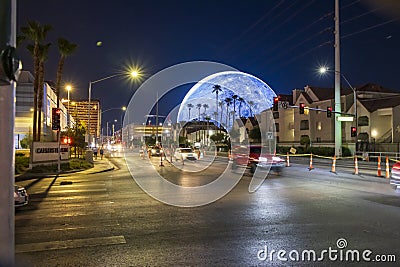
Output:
359 95 400 112
17 70 34 83
355 83 398 94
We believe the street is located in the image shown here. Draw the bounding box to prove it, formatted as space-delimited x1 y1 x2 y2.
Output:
14 151 400 266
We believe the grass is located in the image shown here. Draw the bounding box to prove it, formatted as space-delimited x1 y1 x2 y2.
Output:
15 155 93 174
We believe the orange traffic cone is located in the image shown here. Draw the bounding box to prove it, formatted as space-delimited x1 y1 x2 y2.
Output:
308 153 314 171
354 155 359 175
286 152 290 167
385 156 390 178
331 155 336 173
377 155 382 177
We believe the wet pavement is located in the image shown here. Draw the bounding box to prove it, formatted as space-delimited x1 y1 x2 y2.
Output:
14 151 400 266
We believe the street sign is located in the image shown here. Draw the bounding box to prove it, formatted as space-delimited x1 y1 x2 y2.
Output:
266 132 274 140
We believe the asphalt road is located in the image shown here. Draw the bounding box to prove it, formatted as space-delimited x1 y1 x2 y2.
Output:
14 151 400 266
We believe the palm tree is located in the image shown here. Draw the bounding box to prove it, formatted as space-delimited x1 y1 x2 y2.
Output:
232 94 238 118
248 100 255 117
56 38 78 109
196 103 202 120
238 97 244 118
36 43 51 141
20 21 52 141
212 84 222 119
203 104 209 116
224 97 232 127
187 103 194 121
218 101 224 128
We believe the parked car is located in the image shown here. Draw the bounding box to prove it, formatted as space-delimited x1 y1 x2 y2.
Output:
14 185 28 208
390 161 400 189
230 145 285 174
174 148 198 161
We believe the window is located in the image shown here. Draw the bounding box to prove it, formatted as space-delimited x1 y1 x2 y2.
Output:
300 120 309 130
316 137 321 143
273 112 279 119
358 116 369 126
316 121 322 131
275 123 279 132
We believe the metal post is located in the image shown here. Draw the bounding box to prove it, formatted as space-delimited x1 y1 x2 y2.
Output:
0 0 16 264
88 81 92 148
334 0 342 157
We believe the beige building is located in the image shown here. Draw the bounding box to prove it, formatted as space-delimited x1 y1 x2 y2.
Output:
273 83 400 153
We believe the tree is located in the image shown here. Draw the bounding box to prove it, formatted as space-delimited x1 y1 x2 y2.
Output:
224 97 232 127
55 38 77 108
20 21 52 142
249 126 261 142
187 103 194 121
232 94 238 118
35 43 51 141
202 103 209 116
196 103 202 120
238 97 244 117
212 84 222 120
248 100 255 117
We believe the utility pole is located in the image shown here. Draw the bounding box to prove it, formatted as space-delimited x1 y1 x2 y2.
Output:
0 0 17 265
334 0 342 157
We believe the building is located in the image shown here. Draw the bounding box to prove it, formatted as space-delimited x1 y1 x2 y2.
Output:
272 83 400 153
15 70 74 148
68 100 101 146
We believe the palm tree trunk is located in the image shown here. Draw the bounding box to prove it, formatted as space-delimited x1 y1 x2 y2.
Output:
32 42 40 142
37 61 44 141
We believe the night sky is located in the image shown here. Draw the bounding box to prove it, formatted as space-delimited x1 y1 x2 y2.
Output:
17 0 400 125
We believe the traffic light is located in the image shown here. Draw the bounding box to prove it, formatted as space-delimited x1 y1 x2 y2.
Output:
63 137 72 144
273 97 279 111
52 107 61 130
327 106 332 118
351 127 357 137
299 103 305 114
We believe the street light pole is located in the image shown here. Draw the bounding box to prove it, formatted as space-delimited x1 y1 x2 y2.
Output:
87 70 140 149
334 0 342 157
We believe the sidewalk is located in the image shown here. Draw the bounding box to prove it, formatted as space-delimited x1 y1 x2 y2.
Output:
15 157 116 182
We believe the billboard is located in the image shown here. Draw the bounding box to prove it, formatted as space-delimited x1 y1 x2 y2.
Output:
32 142 69 163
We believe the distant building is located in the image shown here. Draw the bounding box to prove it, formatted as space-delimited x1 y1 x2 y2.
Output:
68 100 101 146
15 70 74 148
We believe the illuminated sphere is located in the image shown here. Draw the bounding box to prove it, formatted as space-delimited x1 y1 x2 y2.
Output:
177 71 276 130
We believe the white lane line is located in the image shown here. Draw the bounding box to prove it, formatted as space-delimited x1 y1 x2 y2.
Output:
15 235 126 253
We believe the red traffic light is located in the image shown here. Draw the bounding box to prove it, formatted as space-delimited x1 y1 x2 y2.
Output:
55 108 61 114
63 137 72 144
351 127 357 137
299 103 305 114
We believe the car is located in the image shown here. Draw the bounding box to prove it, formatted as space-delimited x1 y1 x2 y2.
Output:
230 145 285 174
174 147 198 161
390 161 400 189
14 185 29 208
148 146 163 157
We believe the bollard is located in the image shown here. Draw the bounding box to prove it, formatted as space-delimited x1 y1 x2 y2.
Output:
308 153 314 171
377 155 382 177
286 152 290 167
354 155 359 175
385 156 390 178
331 155 336 173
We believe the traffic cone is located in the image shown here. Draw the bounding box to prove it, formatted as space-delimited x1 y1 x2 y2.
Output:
331 155 336 173
308 153 314 171
354 155 359 175
286 152 290 167
385 156 390 178
377 155 382 177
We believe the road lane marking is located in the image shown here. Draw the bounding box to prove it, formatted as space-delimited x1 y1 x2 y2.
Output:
15 235 126 253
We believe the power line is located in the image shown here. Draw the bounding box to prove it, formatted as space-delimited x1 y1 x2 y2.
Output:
342 18 399 39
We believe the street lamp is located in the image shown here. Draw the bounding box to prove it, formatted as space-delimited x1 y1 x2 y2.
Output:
66 84 72 128
319 66 358 144
87 69 140 148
